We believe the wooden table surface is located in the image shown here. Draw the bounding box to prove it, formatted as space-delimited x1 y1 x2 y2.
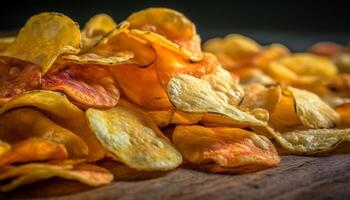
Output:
2 154 350 200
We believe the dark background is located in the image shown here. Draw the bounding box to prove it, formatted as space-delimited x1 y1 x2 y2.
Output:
0 0 349 51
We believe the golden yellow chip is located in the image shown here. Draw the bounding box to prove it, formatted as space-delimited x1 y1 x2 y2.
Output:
0 163 113 192
265 126 350 154
0 36 15 52
127 8 202 61
252 43 290 69
81 13 117 51
2 12 81 74
86 106 182 171
0 108 88 158
0 138 68 167
167 73 267 127
286 87 339 128
59 52 133 66
172 126 280 173
0 90 105 161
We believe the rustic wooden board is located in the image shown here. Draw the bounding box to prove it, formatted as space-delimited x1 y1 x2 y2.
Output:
2 154 350 200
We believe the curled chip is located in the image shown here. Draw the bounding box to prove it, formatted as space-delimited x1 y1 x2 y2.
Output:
86 106 183 171
127 8 202 61
286 87 339 128
0 56 41 104
155 46 218 87
0 138 68 167
0 90 105 161
167 73 267 127
265 126 350 154
110 63 172 110
239 84 281 113
0 108 88 158
0 37 15 52
81 14 117 51
172 126 280 173
308 42 344 58
60 52 133 66
2 12 81 74
90 22 156 67
43 64 120 108
0 163 113 192
267 53 337 83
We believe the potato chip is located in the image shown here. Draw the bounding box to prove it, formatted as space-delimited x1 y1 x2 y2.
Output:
109 63 172 110
239 84 281 113
2 12 81 74
155 46 218 87
170 110 202 125
43 64 120 108
86 106 182 171
0 37 15 52
172 126 280 173
308 42 344 58
252 43 290 69
0 108 88 158
333 53 350 73
335 103 350 126
286 87 339 128
60 52 133 66
0 138 68 167
167 74 267 127
81 14 117 51
0 90 105 161
127 8 202 61
231 68 275 85
269 53 338 79
265 126 350 154
90 22 156 67
0 56 41 104
0 163 113 192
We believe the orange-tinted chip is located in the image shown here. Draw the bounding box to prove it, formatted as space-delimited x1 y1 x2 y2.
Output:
127 8 202 61
109 63 171 110
172 126 280 173
308 42 344 58
0 56 41 104
43 64 119 108
0 138 68 167
156 46 218 87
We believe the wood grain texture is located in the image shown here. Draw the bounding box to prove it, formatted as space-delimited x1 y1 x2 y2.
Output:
2 155 350 200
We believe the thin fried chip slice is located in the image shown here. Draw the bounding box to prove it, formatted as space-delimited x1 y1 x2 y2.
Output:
60 52 133 66
167 74 267 127
86 106 182 171
2 12 81 74
90 22 156 67
0 56 41 104
109 63 172 110
0 108 88 158
0 90 105 161
265 126 350 154
0 36 15 52
286 87 339 128
81 14 117 51
127 8 202 61
172 126 280 173
0 163 113 192
43 64 120 108
0 138 68 167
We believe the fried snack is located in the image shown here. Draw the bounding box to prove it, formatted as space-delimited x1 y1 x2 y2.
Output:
110 63 172 110
336 103 350 126
0 90 105 161
167 73 267 127
265 127 350 154
0 108 88 158
89 22 156 66
0 37 15 52
0 138 68 167
60 52 133 66
0 163 113 192
308 42 344 58
2 13 80 74
0 56 41 104
252 43 290 69
127 7 202 61
81 14 117 51
86 106 182 171
0 140 11 157
43 64 120 108
172 126 280 173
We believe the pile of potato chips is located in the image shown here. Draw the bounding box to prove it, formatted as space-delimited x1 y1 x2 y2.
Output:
0 7 350 193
